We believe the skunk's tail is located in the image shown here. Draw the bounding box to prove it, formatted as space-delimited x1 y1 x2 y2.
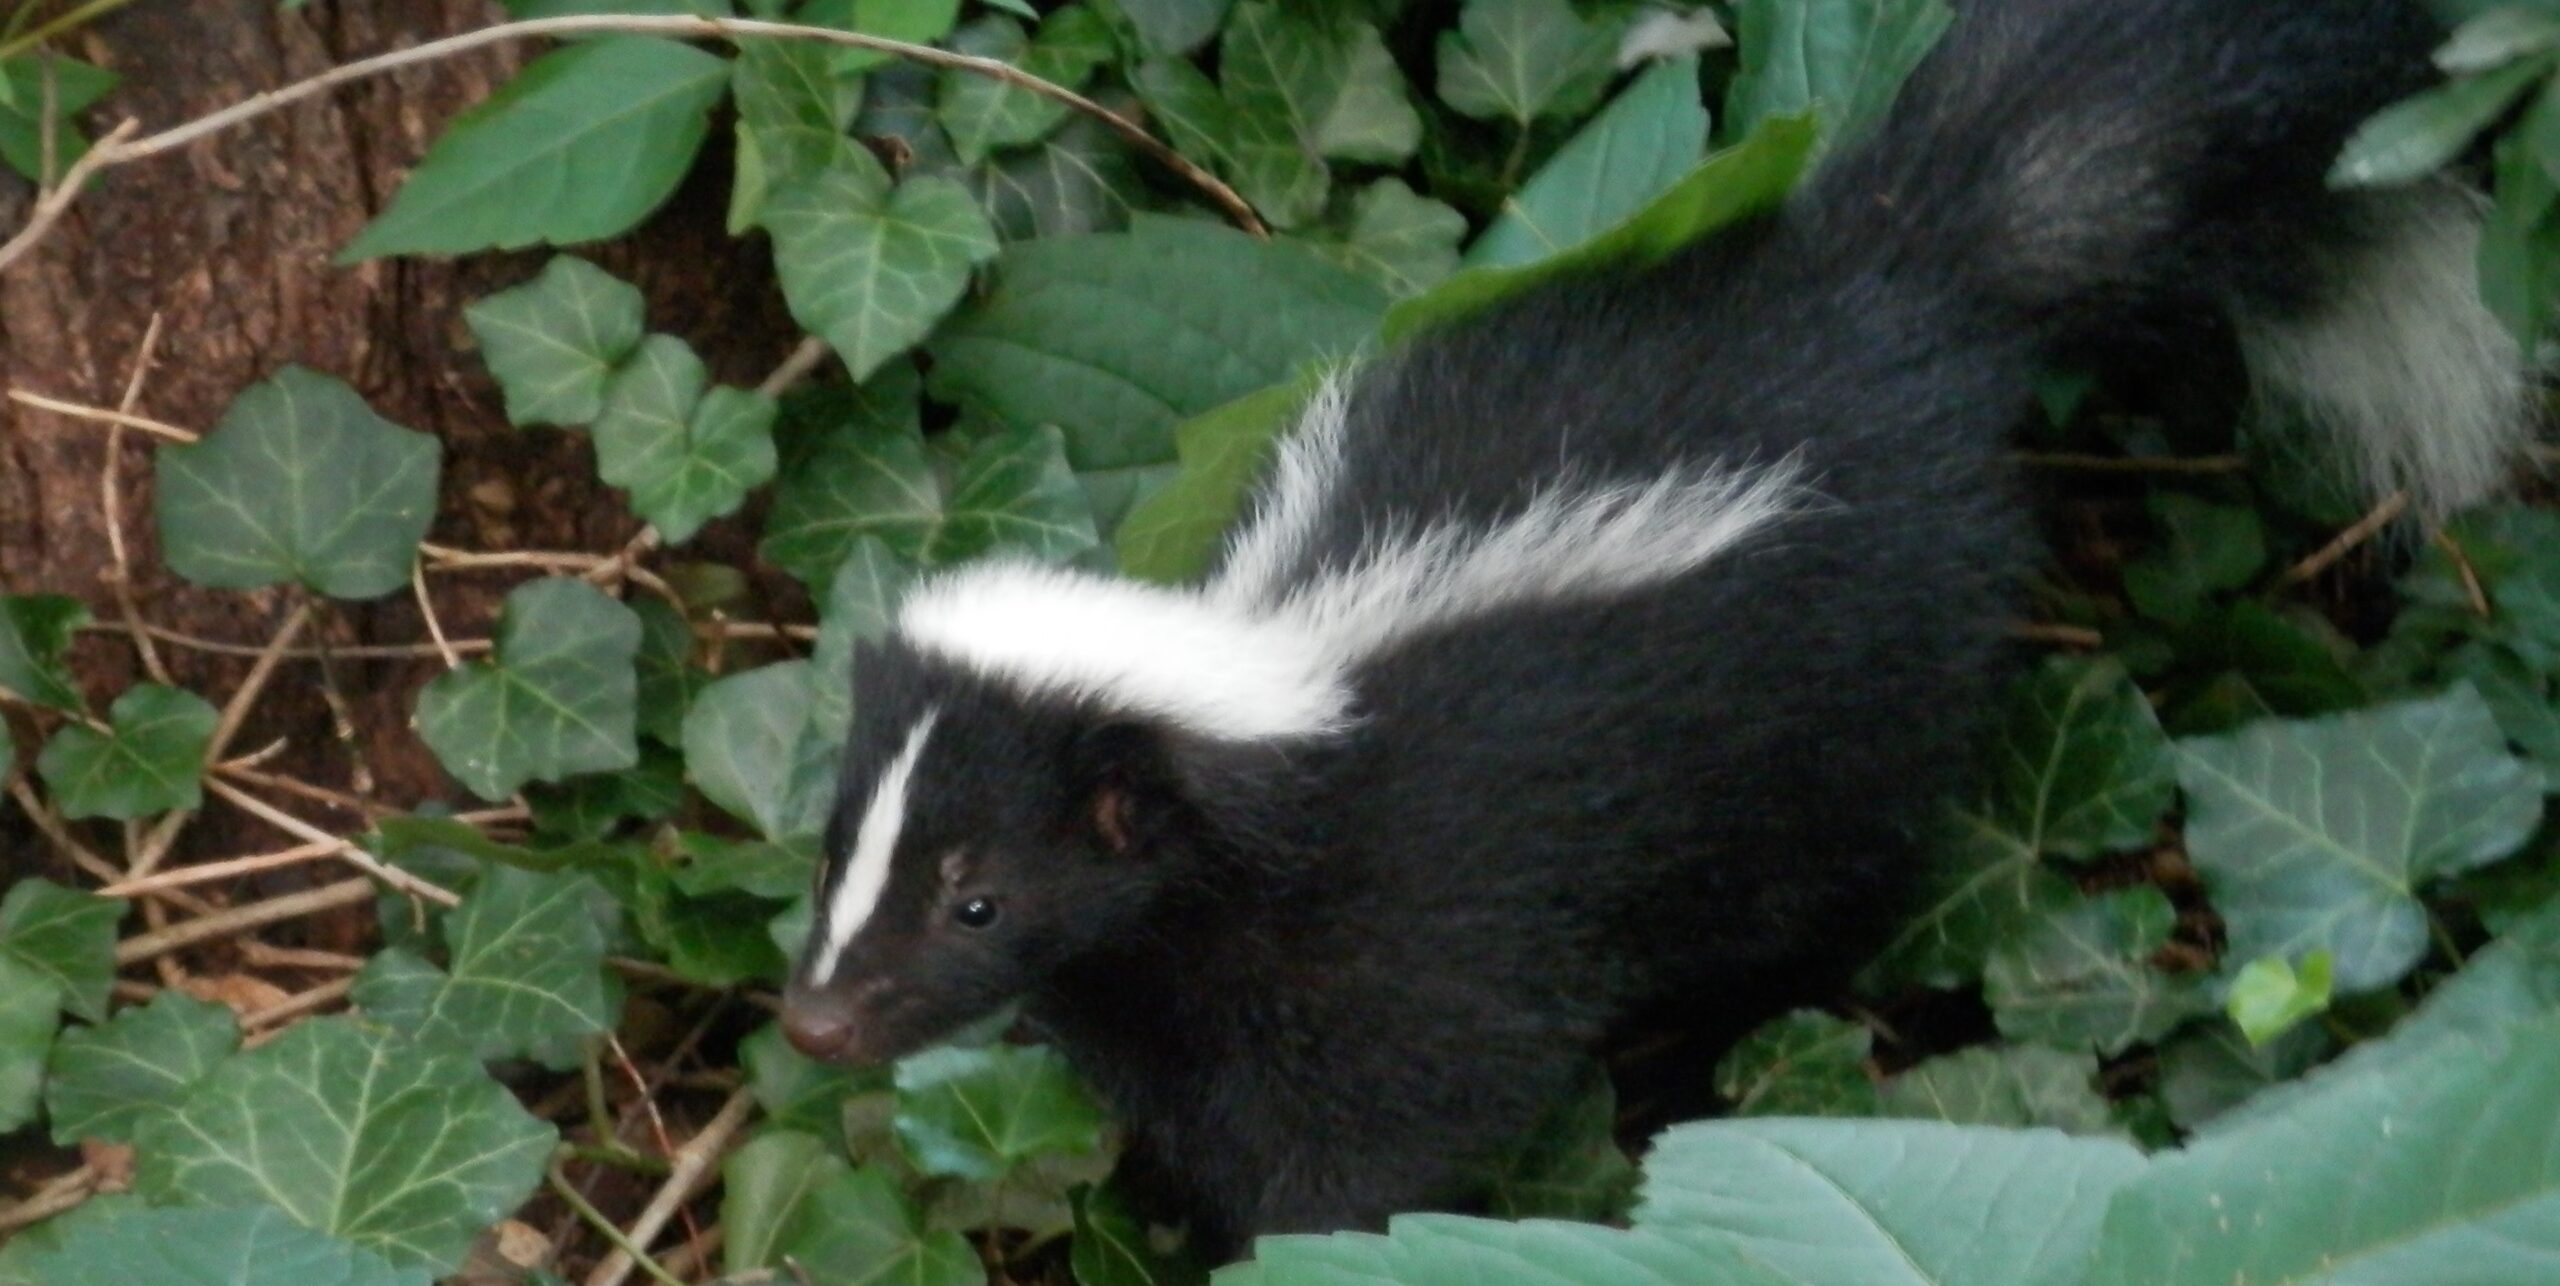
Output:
1807 0 2533 516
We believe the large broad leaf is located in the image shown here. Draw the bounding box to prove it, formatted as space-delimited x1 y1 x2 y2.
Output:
136 1017 556 1273
1386 114 1816 341
1228 1214 1785 1286
1466 56 1712 270
682 660 841 841
1984 886 2209 1056
157 367 441 599
935 9 1115 164
759 373 946 586
893 1043 1108 1181
766 148 1001 382
461 256 646 427
0 594 89 712
414 578 642 800
351 866 621 1069
1434 0 1620 126
3 1206 427 1286
1724 0 1953 140
2332 54 2556 187
1115 376 1319 585
44 991 239 1145
0 55 117 184
2091 1015 2560 1283
36 683 216 821
1877 1044 2118 1137
2176 685 2544 994
0 958 60 1134
0 879 123 1023
589 335 780 543
1980 656 2178 862
1714 1010 1881 1117
928 215 1386 514
342 37 730 259
1638 1118 2145 1286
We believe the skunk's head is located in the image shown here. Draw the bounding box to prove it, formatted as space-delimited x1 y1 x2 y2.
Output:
779 563 1346 1066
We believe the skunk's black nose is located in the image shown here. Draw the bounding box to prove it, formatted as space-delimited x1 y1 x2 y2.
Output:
781 1006 854 1060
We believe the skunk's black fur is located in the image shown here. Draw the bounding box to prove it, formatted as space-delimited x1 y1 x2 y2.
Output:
784 0 2522 1258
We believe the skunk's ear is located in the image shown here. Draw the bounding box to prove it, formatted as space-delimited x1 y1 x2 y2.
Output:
1067 721 1178 858
1069 719 1305 859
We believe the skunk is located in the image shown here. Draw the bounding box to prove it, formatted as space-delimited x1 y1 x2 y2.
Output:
782 0 2531 1256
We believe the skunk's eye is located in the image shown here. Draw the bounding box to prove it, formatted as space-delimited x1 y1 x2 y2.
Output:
954 897 1000 930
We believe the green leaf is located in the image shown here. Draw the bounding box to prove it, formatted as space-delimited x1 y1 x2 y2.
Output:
157 366 441 600
37 684 217 821
1434 0 1621 126
776 1165 981 1286
1301 178 1467 299
0 958 60 1134
1724 0 1953 140
2090 1015 2560 1283
937 9 1115 164
1878 1044 2119 1136
2175 685 2544 993
462 256 647 427
2121 492 2267 627
920 424 1101 564
2438 7 2560 73
2156 1019 2333 1134
1232 1214 1779 1285
1212 4 1422 228
351 866 621 1069
719 1130 852 1274
669 832 815 901
2446 642 2560 773
741 1021 889 1148
1714 1010 1881 1117
0 595 88 713
727 36 867 232
1861 805 2079 992
0 56 116 185
2332 54 2554 187
766 148 1001 382
44 991 239 1145
2414 505 2560 669
624 861 791 987
1638 1118 2146 1286
1480 1064 1638 1221
1116 379 1319 585
1466 56 1712 270
812 535 923 731
632 599 705 746
970 109 1153 241
1387 114 1817 341
341 37 731 259
1985 886 2208 1055
681 660 840 841
1074 1182 1205 1286
893 1043 1107 1181
589 335 780 543
136 1017 556 1273
2223 950 2336 1047
1980 655 2178 862
0 880 126 1024
760 372 945 586
414 578 643 800
525 744 685 841
799 0 966 74
929 215 1386 507
3 1206 428 1286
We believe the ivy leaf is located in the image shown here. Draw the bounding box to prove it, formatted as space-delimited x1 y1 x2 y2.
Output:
1984 886 2208 1055
1303 178 1467 299
0 958 60 1134
590 336 780 543
1878 1044 2120 1137
760 371 946 586
1860 806 2080 992
624 860 791 987
970 110 1151 240
893 1043 1107 1181
157 367 441 600
0 594 89 712
525 744 685 841
2156 1020 2334 1134
1980 655 2178 863
1212 4 1422 228
2176 686 2544 993
1714 1010 1881 1117
720 1130 852 1274
1639 1118 2145 1286
462 256 647 428
741 1021 890 1149
38 684 217 821
1096 0 1230 57
1467 57 1711 270
727 37 867 232
766 149 1001 382
352 866 622 1069
1435 0 1621 126
44 991 239 1146
2121 493 2267 627
0 56 117 184
136 1017 557 1274
1724 0 1954 140
2 1206 428 1286
776 1165 981 1286
812 536 922 731
919 425 1101 564
2223 951 2336 1047
1116 379 1318 585
800 0 965 74
415 578 643 800
0 879 125 1023
632 599 705 746
2332 55 2555 187
936 10 1115 165
1479 1064 1638 1221
681 660 840 842
1073 1182 1205 1286
342 37 731 259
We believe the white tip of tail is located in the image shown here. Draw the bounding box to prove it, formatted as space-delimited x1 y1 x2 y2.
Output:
2234 186 2536 520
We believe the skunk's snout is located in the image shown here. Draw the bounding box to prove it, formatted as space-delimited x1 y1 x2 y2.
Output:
779 1003 855 1061
780 975 897 1064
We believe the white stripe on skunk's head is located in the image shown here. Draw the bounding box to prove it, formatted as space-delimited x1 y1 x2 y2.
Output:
897 561 1353 742
805 709 938 987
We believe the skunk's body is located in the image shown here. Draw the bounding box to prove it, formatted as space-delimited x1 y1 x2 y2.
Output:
783 0 2530 1256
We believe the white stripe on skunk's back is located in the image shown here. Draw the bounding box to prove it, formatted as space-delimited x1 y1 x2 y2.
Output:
806 710 939 986
891 385 1811 744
